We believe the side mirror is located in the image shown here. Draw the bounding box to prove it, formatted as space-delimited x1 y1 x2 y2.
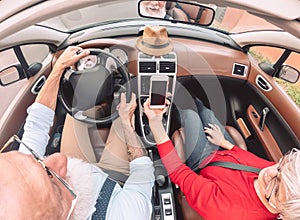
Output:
0 64 26 86
138 0 215 26
278 65 299 83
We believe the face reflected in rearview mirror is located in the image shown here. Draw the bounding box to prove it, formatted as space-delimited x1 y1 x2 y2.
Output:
139 0 168 19
138 0 215 26
278 65 300 84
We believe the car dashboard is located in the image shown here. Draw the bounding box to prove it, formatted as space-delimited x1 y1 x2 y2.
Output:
68 36 250 142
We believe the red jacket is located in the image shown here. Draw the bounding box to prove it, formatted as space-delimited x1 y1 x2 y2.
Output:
158 140 277 220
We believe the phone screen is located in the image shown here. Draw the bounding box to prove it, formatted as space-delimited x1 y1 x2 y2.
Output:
150 80 167 106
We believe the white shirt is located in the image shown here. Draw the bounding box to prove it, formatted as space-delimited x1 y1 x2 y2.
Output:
19 102 154 220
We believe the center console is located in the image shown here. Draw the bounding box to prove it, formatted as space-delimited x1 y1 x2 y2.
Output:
137 52 179 219
137 51 177 146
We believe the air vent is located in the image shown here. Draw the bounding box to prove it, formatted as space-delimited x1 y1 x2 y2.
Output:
159 61 176 73
256 75 272 91
232 63 247 77
139 62 156 73
31 75 46 94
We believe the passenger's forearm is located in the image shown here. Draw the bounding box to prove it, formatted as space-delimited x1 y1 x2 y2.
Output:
121 122 147 161
157 140 184 174
220 139 234 150
148 116 169 144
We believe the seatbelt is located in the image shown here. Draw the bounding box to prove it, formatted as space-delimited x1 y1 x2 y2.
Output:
204 161 261 174
92 177 117 220
7 121 25 151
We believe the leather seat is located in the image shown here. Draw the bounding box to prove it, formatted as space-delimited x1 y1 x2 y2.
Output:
166 2 189 22
225 125 247 151
168 7 189 22
178 3 215 25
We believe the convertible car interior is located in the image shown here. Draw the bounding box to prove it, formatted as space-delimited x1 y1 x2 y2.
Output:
0 0 299 219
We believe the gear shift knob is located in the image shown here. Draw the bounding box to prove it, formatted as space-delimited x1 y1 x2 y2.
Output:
156 174 166 187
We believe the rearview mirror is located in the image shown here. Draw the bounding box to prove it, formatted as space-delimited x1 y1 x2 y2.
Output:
278 65 300 83
138 0 215 26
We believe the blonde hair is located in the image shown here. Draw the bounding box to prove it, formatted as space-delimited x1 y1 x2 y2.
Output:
279 149 300 220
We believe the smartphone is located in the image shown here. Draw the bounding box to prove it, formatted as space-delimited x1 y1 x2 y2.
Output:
149 75 168 109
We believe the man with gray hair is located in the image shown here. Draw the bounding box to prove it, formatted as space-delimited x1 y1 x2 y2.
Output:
0 46 154 220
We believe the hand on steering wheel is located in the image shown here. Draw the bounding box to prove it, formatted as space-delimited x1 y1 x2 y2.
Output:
58 48 132 125
54 46 90 72
36 46 89 111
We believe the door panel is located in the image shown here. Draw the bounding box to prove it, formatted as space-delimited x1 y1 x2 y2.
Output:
248 63 300 140
176 73 299 161
246 104 282 162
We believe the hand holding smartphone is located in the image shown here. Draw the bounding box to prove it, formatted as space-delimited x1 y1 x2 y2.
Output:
149 75 168 109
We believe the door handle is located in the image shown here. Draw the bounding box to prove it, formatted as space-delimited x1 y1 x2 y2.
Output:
259 107 269 131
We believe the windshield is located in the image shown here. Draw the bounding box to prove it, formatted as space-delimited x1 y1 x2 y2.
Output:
212 6 281 33
39 1 139 32
39 1 281 34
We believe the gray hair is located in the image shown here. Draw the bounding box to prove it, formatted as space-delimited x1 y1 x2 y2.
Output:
279 149 300 220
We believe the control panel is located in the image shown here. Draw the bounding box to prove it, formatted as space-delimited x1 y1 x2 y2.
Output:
161 193 175 219
150 149 177 220
137 52 177 145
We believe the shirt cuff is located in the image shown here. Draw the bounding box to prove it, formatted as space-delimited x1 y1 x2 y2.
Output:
27 102 55 126
130 156 152 166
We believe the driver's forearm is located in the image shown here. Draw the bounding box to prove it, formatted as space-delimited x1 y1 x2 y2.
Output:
35 68 63 111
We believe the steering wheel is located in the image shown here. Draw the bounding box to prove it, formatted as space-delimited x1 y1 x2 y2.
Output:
58 48 131 125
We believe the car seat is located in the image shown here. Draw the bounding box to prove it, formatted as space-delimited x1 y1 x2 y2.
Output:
178 3 215 25
166 1 189 22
